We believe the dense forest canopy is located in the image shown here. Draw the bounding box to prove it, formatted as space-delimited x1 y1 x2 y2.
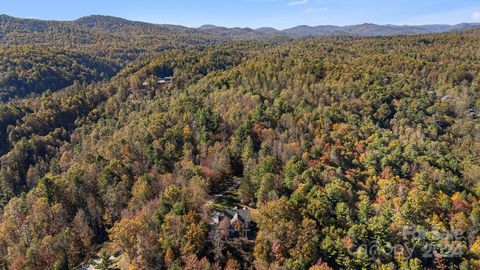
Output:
0 46 119 101
1 15 480 270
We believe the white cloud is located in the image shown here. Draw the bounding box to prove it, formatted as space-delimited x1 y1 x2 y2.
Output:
304 7 328 13
287 0 308 6
474 11 480 20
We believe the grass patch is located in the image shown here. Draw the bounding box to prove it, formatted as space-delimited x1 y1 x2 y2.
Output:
212 190 240 211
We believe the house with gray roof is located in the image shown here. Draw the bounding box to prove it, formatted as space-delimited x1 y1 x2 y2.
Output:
212 207 253 238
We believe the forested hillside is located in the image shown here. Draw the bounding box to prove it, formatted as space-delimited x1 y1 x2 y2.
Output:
0 15 226 51
0 15 237 103
0 46 119 101
1 15 480 270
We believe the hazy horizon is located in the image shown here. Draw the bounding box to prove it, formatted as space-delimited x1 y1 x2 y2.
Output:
1 0 480 29
2 12 480 31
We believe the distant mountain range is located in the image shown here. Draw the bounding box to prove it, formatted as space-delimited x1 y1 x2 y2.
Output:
1 14 480 41
201 22 480 38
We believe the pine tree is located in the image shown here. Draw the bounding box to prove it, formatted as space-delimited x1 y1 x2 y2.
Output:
94 251 119 270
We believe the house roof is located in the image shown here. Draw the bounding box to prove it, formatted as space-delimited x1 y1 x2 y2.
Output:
224 208 252 223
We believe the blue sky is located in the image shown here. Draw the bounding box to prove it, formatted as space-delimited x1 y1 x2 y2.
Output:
1 0 480 29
